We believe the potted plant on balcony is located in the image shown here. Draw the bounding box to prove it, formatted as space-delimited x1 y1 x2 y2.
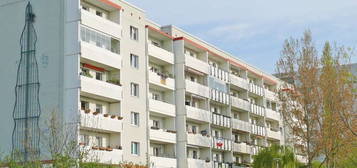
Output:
116 146 122 150
104 114 109 117
167 130 176 133
92 146 99 150
107 79 121 86
93 111 100 115
111 115 116 119
150 126 159 130
106 146 113 151
84 109 90 114
99 146 106 151
205 158 210 163
79 142 86 146
117 116 123 120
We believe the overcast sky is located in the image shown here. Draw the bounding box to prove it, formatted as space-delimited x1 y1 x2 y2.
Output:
126 0 357 73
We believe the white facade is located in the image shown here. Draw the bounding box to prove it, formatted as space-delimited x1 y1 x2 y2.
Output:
0 0 286 167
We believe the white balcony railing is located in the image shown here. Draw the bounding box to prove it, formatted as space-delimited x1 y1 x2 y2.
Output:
150 156 177 168
148 44 174 64
185 55 210 74
249 83 264 96
267 129 281 140
265 108 280 121
212 137 232 151
81 9 122 39
187 133 211 148
210 89 230 105
149 71 175 90
251 145 264 155
81 76 122 102
210 66 229 82
265 89 277 100
250 104 265 116
149 99 175 117
186 80 210 98
233 142 251 154
186 106 211 123
212 113 231 128
251 125 266 137
81 42 122 70
230 74 249 90
80 110 123 133
213 161 232 168
231 97 250 111
150 128 176 144
188 158 211 168
83 146 123 164
232 119 251 132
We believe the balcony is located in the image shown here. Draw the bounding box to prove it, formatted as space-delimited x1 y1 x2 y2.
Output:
265 89 277 100
251 145 264 155
81 9 122 39
230 74 249 90
188 158 211 168
231 97 250 112
232 119 251 132
185 56 210 74
186 106 211 123
150 156 177 168
266 108 280 121
150 128 176 144
81 76 122 102
80 110 123 133
251 125 266 137
148 44 174 64
249 83 264 96
233 142 251 154
212 137 232 151
267 129 281 140
149 99 175 117
250 104 265 116
84 146 123 164
81 42 122 70
186 80 210 98
149 71 175 90
210 89 230 105
187 133 211 148
213 162 232 168
210 66 229 82
212 113 231 128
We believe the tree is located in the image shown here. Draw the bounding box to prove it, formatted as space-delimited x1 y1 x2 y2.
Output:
252 144 301 168
276 30 357 168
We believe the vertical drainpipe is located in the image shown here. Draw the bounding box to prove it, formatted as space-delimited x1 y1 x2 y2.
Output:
144 26 150 167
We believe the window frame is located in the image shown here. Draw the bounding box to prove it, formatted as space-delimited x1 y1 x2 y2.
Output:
131 142 140 155
131 112 140 126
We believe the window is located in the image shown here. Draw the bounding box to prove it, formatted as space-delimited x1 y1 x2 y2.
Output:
95 104 103 113
130 54 139 68
95 136 102 147
131 112 139 126
81 101 89 110
131 142 140 155
153 120 159 128
80 26 112 51
153 147 160 156
130 26 139 41
96 11 103 17
95 72 103 80
130 83 139 97
192 150 198 159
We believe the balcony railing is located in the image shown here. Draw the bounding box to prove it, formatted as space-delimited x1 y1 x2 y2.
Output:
232 119 251 132
233 142 251 154
188 158 211 168
148 44 174 64
212 113 231 128
80 76 122 102
250 104 265 116
210 66 229 82
251 145 264 155
213 161 233 168
150 128 176 144
231 97 250 111
265 89 277 100
82 146 123 164
149 99 175 117
186 106 211 123
251 125 266 137
212 137 232 151
185 55 210 74
267 129 281 140
249 83 264 96
81 42 122 70
149 71 175 90
80 110 123 133
265 108 280 121
150 156 177 168
187 132 211 147
230 74 249 90
210 89 230 105
186 80 210 98
81 9 122 39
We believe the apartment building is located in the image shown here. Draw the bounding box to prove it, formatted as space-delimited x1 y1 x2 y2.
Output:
0 0 286 167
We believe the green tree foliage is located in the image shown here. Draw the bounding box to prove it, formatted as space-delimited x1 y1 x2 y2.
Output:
252 145 302 168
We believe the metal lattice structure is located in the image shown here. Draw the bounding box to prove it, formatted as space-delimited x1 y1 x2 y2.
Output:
12 2 41 161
